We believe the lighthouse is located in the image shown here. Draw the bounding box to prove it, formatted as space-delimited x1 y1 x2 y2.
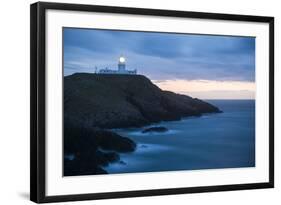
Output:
98 55 137 75
118 56 126 72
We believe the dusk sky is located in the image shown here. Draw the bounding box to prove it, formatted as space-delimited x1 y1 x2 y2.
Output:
63 28 255 99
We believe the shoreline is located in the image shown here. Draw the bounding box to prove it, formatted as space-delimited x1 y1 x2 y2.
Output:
103 111 225 174
103 101 255 174
64 111 223 176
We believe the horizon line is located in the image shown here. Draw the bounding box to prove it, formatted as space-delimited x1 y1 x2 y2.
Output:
202 99 255 100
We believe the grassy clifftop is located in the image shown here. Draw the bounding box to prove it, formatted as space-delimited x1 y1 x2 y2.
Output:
64 73 221 128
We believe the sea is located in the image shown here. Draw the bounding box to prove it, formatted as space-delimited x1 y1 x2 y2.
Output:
104 100 255 174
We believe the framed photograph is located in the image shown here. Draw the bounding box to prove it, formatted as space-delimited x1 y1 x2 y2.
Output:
30 2 274 203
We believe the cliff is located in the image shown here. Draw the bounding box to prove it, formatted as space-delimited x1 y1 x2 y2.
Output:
64 73 221 128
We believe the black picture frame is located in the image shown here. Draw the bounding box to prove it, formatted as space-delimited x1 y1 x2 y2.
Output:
30 2 274 203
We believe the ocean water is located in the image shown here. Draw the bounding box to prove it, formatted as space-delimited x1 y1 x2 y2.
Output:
104 100 255 174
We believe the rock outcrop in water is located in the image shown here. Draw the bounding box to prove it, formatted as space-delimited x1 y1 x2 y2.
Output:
142 126 168 133
64 73 221 129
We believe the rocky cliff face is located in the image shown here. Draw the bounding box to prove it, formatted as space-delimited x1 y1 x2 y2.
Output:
63 73 222 176
64 73 221 129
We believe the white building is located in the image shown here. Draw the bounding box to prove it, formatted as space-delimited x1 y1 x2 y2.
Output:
98 56 137 75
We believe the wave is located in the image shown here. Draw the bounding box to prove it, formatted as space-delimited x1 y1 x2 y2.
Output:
128 129 179 136
103 143 173 173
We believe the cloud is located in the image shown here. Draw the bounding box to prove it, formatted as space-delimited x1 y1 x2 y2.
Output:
63 28 255 83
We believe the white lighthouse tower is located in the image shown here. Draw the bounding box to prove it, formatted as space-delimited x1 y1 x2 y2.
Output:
118 56 126 73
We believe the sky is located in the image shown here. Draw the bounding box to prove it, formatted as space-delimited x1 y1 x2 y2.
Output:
63 28 255 99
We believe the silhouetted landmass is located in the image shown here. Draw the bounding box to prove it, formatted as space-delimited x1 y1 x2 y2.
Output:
64 73 222 176
64 73 221 129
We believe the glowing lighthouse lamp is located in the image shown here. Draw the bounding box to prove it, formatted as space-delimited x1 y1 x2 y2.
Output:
119 56 125 63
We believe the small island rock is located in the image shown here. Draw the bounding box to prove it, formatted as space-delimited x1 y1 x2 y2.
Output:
142 126 168 133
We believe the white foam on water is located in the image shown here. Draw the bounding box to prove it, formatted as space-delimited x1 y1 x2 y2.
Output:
128 129 179 136
103 143 173 173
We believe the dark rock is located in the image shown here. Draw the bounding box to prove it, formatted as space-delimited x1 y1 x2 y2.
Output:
64 155 108 176
64 73 222 129
142 126 168 133
140 144 148 148
96 151 120 166
63 124 135 176
95 130 136 153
